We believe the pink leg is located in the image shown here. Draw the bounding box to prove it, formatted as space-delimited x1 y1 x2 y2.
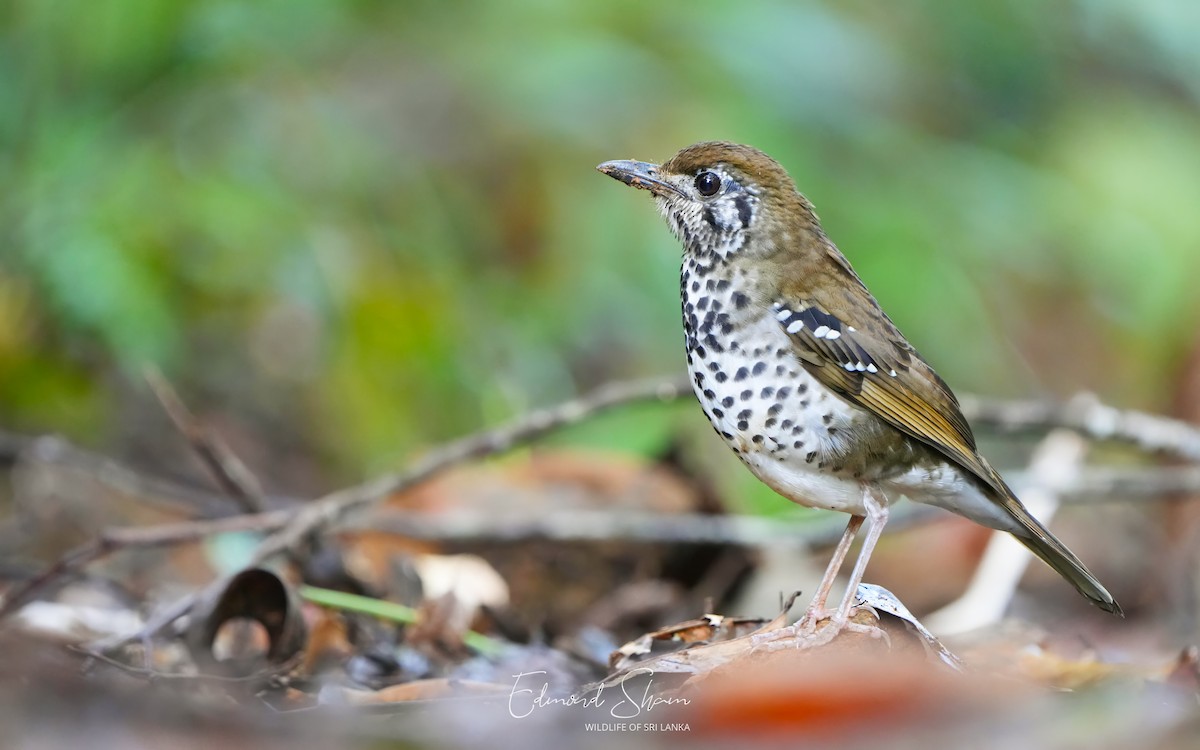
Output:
753 487 891 651
830 485 890 626
800 513 864 624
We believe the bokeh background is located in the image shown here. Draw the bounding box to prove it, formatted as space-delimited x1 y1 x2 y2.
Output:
3 0 1200 509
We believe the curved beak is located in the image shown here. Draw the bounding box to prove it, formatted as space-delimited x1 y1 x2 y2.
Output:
596 159 684 198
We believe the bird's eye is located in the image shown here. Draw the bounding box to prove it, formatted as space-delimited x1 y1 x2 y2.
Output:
694 171 721 197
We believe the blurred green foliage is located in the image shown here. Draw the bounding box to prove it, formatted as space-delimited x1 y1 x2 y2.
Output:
2 0 1199 499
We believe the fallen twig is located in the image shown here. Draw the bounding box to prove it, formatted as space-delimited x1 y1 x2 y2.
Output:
959 391 1200 462
0 511 291 621
145 368 266 513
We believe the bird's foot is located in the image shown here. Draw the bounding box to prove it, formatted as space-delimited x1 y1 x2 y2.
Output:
750 607 889 653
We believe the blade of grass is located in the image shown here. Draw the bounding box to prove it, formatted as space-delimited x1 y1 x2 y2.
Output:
299 585 504 656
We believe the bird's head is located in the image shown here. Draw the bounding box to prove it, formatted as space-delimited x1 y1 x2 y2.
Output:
597 141 821 265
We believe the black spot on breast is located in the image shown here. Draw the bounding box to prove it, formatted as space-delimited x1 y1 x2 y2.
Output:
691 280 700 292
765 418 777 428
740 390 752 401
822 413 833 425
768 404 783 416
694 345 706 359
752 434 764 444
737 420 749 431
703 389 716 399
752 362 767 376
792 425 804 435
722 396 735 408
708 362 720 372
798 383 808 394
794 440 804 449
781 419 793 429
760 387 775 398
716 279 731 292
712 408 724 419
737 408 752 420
777 387 791 399
734 367 749 381
697 296 709 311
775 365 786 375
715 371 727 383
732 292 749 310
806 451 816 462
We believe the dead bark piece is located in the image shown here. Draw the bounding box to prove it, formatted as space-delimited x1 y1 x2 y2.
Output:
186 568 307 677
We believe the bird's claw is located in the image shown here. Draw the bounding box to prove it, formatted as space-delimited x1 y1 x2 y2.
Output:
749 607 888 652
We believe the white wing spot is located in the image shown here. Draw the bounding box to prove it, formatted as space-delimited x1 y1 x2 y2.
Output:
813 325 830 338
786 320 804 333
889 369 898 377
866 363 878 373
826 330 841 340
775 308 791 322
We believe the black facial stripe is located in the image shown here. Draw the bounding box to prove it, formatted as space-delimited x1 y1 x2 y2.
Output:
734 195 752 228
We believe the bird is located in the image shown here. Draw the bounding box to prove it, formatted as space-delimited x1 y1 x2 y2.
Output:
597 141 1121 637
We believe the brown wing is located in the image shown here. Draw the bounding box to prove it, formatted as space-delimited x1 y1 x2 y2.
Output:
771 296 1009 499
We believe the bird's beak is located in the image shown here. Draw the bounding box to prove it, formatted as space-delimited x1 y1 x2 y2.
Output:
596 159 684 198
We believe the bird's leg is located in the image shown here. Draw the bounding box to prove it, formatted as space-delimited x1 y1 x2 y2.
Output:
753 491 892 651
823 484 890 635
795 513 864 630
770 485 890 650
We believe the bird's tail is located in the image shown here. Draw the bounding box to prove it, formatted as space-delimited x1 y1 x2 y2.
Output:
1012 522 1122 615
987 472 1123 616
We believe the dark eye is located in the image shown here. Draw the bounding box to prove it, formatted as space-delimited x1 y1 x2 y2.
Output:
694 171 721 197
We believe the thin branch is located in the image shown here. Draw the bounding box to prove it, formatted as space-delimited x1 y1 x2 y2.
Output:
345 506 941 547
145 368 266 513
74 645 293 684
244 375 693 566
0 511 291 622
959 391 1200 462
